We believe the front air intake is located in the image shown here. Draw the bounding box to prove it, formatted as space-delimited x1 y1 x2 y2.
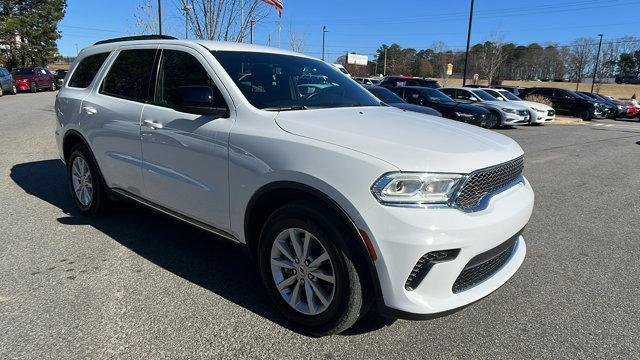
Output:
405 249 460 291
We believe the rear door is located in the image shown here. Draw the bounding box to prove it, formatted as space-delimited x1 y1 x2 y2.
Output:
139 45 234 230
80 46 158 195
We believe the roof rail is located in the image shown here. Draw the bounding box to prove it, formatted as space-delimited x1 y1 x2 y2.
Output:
94 35 178 46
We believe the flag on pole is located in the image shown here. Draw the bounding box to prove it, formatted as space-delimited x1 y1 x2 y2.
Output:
261 0 283 17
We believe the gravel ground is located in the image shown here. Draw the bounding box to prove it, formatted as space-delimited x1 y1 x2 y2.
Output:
1 91 639 359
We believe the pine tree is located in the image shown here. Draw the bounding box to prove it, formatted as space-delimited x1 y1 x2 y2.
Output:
0 0 67 68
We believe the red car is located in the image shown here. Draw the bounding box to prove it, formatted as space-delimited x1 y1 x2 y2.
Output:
11 67 57 93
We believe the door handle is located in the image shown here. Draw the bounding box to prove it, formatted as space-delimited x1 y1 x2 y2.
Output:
142 119 163 130
82 106 97 115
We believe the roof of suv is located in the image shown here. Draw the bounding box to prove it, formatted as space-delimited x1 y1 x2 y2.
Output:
86 39 312 59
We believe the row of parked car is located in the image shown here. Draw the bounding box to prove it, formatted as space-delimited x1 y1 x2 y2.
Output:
352 75 640 128
0 66 67 96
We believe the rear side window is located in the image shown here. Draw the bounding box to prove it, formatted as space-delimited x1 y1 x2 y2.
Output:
68 53 110 88
154 49 226 108
101 49 157 102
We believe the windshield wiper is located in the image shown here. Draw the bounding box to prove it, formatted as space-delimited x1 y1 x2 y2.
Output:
262 105 308 111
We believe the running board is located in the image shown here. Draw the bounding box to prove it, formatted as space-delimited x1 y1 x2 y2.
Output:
110 188 239 243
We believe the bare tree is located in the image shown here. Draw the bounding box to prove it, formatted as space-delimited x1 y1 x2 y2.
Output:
288 23 305 53
477 32 508 85
566 37 595 84
431 41 450 84
133 0 159 35
177 0 270 42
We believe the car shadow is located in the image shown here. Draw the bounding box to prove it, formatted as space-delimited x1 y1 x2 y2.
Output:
9 159 388 336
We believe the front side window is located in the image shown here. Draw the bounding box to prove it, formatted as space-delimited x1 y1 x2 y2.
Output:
420 88 456 104
68 52 110 88
154 49 226 109
212 51 379 111
101 49 157 102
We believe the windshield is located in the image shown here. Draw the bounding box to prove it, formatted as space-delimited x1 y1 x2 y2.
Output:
12 68 34 76
420 88 456 104
213 51 379 110
367 87 404 104
472 89 499 101
498 90 521 101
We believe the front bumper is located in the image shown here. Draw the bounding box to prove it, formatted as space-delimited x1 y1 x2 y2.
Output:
502 112 530 126
530 109 556 124
361 177 534 316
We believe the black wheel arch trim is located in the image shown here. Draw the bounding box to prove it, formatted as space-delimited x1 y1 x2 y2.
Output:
245 181 384 305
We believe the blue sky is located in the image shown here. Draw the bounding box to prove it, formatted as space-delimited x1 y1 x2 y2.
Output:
58 0 640 61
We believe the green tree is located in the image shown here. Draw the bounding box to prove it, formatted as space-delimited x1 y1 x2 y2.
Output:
0 0 67 68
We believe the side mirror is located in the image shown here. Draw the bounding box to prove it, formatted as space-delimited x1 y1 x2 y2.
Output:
174 86 228 117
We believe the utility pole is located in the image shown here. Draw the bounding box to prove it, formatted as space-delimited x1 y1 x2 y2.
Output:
383 47 387 75
250 19 255 44
462 0 474 86
576 54 584 91
157 0 162 35
591 34 604 93
182 5 192 39
322 26 328 61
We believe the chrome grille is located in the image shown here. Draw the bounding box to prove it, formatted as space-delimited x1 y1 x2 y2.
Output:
454 156 524 211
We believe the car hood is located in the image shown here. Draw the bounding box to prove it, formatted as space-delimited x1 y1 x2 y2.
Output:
481 100 530 111
274 106 523 173
12 75 34 81
517 100 554 111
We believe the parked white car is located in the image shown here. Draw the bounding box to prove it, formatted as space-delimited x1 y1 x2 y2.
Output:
484 88 556 125
440 87 531 127
55 36 533 336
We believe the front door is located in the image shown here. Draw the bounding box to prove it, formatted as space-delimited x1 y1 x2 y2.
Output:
140 46 234 230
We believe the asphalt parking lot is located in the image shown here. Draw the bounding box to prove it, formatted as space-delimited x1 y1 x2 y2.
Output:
1 91 639 359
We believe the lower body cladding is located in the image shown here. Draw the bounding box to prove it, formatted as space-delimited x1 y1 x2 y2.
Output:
359 178 534 317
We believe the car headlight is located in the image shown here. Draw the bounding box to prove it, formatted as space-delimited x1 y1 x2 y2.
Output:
531 107 545 113
371 172 464 205
502 108 517 114
454 112 475 119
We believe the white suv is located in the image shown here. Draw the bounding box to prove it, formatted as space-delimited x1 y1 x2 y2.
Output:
55 36 534 336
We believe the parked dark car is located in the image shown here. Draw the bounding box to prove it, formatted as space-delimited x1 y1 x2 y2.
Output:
54 69 68 88
11 67 56 93
0 67 17 96
578 91 626 119
365 85 442 117
519 87 604 120
614 76 640 84
390 86 495 128
378 76 440 89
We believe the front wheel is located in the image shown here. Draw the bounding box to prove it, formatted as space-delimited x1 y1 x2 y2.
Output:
258 204 367 336
580 109 592 121
67 144 109 216
485 113 500 129
10 84 17 95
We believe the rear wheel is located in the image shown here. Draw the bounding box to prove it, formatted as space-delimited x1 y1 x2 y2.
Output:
0 86 3 97
50 81 56 91
67 144 109 216
29 82 37 93
10 84 17 95
258 203 367 336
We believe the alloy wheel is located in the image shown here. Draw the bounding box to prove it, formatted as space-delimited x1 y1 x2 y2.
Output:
71 157 93 206
270 228 336 315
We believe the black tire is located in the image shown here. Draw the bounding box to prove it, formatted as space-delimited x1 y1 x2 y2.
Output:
10 84 17 95
66 144 109 216
486 112 500 129
580 109 592 121
258 203 367 336
29 82 37 93
0 86 3 97
50 81 56 91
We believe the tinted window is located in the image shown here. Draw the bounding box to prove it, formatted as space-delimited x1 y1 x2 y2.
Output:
68 52 110 88
154 50 226 109
101 49 157 102
367 87 404 103
420 88 456 104
213 51 379 110
12 68 34 76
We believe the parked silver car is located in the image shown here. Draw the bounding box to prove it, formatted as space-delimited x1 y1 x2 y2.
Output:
440 87 531 127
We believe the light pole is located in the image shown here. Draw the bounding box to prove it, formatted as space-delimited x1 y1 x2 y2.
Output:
462 0 474 86
182 5 192 39
157 0 163 35
322 26 328 61
591 34 604 93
